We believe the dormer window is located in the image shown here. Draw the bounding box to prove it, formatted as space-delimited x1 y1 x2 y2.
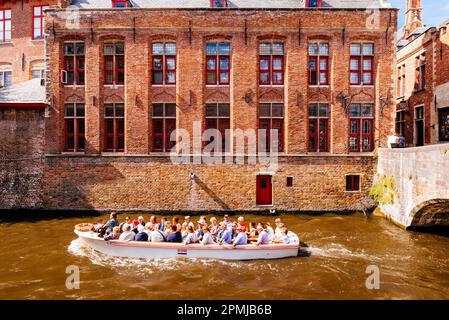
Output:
306 0 321 7
112 0 128 8
210 0 227 8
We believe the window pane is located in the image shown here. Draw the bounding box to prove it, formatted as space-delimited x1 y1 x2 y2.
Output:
78 120 85 134
153 71 163 84
350 59 359 70
105 104 114 117
273 72 283 84
309 43 319 55
65 104 75 117
319 58 327 71
319 43 329 55
152 42 164 54
206 104 218 117
272 104 284 117
153 57 163 70
207 72 216 84
75 43 85 55
361 104 374 117
206 43 217 55
165 42 176 54
76 104 85 117
260 58 269 70
259 43 271 55
259 104 271 117
165 103 176 117
362 73 372 84
319 73 327 84
260 72 269 84
273 58 282 70
220 58 229 70
207 58 216 70
308 104 318 117
350 73 359 84
350 43 361 55
319 104 329 117
350 104 361 117
220 72 229 84
363 59 372 70
166 57 175 70
115 43 124 55
5 9 11 19
362 43 374 55
115 104 124 117
167 72 175 84
218 42 230 55
104 44 114 55
272 43 284 55
64 43 74 55
218 104 230 117
152 103 164 117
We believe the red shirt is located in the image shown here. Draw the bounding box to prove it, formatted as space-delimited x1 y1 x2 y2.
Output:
238 222 248 233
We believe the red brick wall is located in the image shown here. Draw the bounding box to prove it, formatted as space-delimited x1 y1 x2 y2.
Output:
0 0 61 85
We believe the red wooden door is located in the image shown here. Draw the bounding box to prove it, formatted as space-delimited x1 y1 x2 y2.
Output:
256 175 272 205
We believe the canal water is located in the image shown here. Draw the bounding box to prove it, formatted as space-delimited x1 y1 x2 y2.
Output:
0 213 448 300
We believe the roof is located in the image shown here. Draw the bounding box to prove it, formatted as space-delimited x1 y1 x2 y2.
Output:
0 79 47 106
70 0 392 9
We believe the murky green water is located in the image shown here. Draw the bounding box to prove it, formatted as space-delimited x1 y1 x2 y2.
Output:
0 213 448 299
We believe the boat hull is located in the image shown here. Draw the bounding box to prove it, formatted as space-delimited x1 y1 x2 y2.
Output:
75 230 299 260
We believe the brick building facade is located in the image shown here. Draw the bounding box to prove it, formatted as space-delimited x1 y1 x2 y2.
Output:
396 0 449 146
1 1 398 212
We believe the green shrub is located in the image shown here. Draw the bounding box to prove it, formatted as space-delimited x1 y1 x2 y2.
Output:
369 174 398 206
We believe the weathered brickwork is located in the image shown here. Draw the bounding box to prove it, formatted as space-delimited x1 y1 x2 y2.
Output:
43 155 375 212
0 108 45 208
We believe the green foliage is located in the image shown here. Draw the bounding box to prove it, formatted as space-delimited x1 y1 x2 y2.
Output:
369 174 398 206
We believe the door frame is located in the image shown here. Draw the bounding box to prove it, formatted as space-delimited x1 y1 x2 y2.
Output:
256 174 273 206
414 104 425 146
438 107 449 142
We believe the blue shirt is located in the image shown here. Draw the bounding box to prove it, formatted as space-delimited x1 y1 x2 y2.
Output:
234 232 247 245
221 229 233 244
135 232 148 242
105 218 119 234
167 231 182 243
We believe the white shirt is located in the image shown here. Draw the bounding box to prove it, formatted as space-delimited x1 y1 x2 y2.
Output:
201 232 215 245
150 230 165 242
119 231 135 241
184 232 198 244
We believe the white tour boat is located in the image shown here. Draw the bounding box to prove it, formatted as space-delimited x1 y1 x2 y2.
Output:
74 227 300 261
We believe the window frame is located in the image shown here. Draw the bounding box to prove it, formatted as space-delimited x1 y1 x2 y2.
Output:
349 43 374 86
205 103 231 152
308 103 329 152
151 103 177 152
64 103 85 152
32 5 49 40
0 9 11 43
104 42 125 85
151 42 177 85
345 175 361 192
308 42 329 86
63 41 85 86
348 103 375 153
416 54 426 91
205 42 231 86
0 70 12 88
259 42 285 86
104 103 125 152
258 102 284 152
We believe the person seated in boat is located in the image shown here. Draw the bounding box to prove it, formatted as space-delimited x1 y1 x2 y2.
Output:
255 223 269 246
248 222 258 236
118 224 135 241
182 216 195 229
218 222 233 245
119 216 132 233
163 222 172 237
149 216 159 229
160 217 167 232
209 217 220 239
138 216 146 227
274 218 283 237
266 222 275 241
132 220 140 234
101 212 119 236
172 216 182 232
237 216 248 233
134 225 148 242
196 218 206 241
181 224 188 241
200 226 216 245
143 222 153 237
149 223 167 242
184 225 199 245
104 226 121 241
167 225 182 243
232 226 248 247
223 214 233 232
272 223 286 242
272 227 290 244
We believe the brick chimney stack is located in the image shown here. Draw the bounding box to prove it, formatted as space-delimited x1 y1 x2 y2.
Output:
403 0 423 39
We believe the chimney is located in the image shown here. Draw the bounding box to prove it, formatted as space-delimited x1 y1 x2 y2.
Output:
403 0 424 39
